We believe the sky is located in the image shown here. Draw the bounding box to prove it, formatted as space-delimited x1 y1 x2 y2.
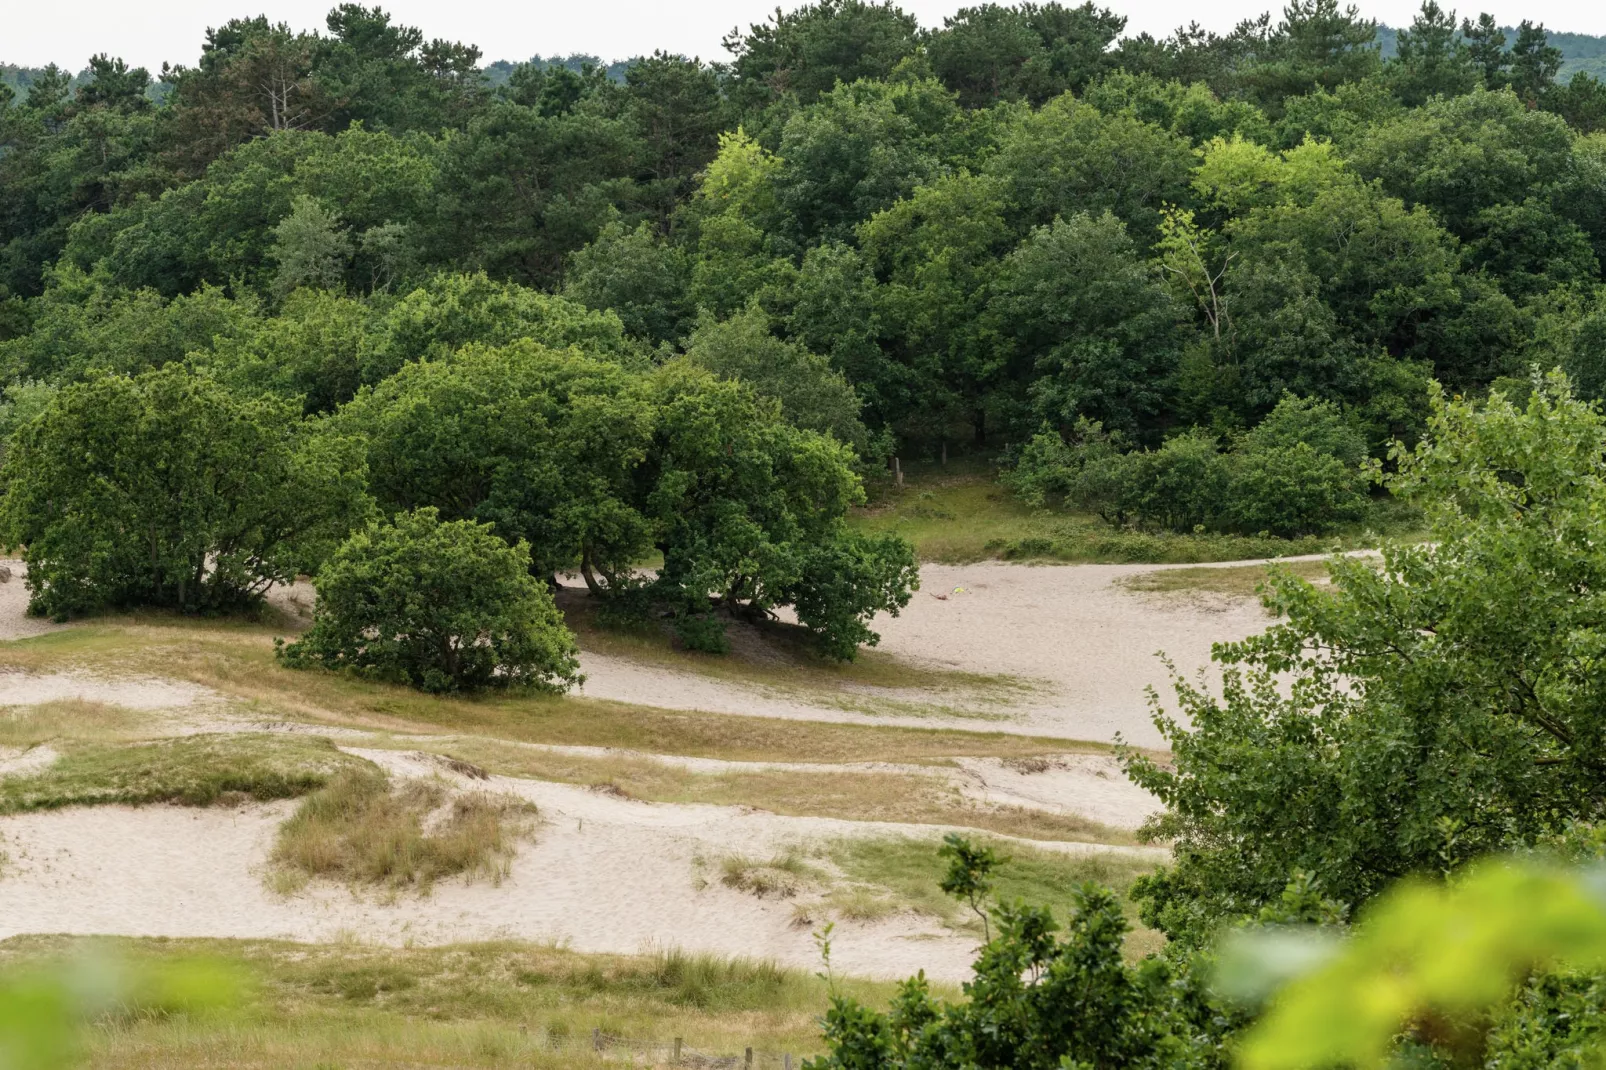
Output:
6 0 1606 73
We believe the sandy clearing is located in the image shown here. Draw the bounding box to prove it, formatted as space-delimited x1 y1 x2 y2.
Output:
568 563 1271 747
0 561 59 642
0 744 58 778
0 752 1159 981
0 671 217 711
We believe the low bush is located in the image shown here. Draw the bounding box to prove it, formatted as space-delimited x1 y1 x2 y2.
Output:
278 508 581 694
1006 395 1370 537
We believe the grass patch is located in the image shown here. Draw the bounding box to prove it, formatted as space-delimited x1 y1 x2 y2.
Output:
419 737 1133 845
0 623 1098 766
270 769 537 893
824 835 1162 955
718 850 822 900
0 733 368 814
1117 558 1337 600
0 698 146 748
851 465 1414 565
0 936 925 1068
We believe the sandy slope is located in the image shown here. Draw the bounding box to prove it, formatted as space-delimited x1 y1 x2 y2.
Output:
569 563 1270 747
0 748 1161 981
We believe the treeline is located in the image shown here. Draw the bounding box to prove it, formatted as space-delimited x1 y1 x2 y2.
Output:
3 0 1606 627
4 1 1604 469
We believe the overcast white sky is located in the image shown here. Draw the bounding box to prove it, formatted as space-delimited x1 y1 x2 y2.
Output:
6 0 1606 73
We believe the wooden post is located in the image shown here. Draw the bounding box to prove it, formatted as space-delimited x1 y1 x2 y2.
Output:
785 1055 793 1070
674 1037 683 1063
592 1027 601 1051
745 1047 754 1069
941 441 948 466
894 456 903 486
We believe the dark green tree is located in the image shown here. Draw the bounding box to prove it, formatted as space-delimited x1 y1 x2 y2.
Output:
0 365 370 618
279 507 580 694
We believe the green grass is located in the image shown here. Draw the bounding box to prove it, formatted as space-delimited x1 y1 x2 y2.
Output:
271 769 538 893
823 835 1162 955
0 936 926 1068
0 733 371 813
851 463 1416 564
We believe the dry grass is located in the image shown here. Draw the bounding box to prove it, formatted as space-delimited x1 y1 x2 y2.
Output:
413 736 1134 845
1117 558 1338 600
270 769 538 893
0 733 368 814
0 623 1100 766
0 936 920 1068
718 850 821 900
0 698 146 748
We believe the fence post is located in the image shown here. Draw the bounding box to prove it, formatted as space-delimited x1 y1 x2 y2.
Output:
785 1054 793 1070
592 1027 601 1052
745 1047 754 1069
674 1037 682 1063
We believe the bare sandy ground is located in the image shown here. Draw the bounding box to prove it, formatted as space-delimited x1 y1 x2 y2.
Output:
0 748 1161 981
568 563 1271 747
0 560 58 642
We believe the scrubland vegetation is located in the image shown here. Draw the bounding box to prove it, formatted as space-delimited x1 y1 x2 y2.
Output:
7 0 1606 1065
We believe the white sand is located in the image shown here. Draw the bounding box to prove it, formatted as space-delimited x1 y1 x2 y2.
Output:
571 563 1271 747
0 744 58 778
0 560 59 642
0 671 216 710
0 752 1160 981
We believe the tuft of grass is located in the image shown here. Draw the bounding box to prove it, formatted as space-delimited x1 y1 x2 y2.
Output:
0 698 145 748
824 835 1162 955
0 935 925 1067
851 467 1415 565
270 769 537 892
0 733 369 814
718 850 821 900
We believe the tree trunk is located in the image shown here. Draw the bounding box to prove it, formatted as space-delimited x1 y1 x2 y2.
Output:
579 548 605 598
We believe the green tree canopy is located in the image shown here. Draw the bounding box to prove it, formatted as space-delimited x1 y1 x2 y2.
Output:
1 364 370 617
279 507 580 693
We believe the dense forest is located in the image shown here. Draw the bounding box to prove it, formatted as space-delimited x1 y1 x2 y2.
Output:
4 0 1605 468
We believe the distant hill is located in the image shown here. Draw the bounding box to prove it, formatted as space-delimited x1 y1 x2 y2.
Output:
1376 23 1606 80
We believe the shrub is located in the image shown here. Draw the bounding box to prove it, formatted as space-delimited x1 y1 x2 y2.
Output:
0 365 371 618
1225 442 1367 536
1005 398 1369 538
279 508 581 693
1125 372 1606 945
